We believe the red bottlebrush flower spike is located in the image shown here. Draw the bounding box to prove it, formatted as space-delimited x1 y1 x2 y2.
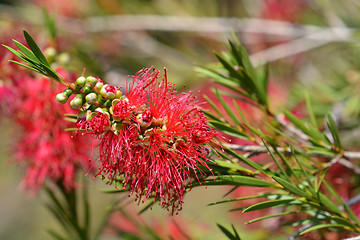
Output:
76 67 215 214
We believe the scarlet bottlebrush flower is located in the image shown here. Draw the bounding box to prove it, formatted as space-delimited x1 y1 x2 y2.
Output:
8 68 91 192
76 67 216 213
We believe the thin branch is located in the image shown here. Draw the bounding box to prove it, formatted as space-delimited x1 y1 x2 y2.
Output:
286 224 313 240
250 28 352 67
273 114 310 144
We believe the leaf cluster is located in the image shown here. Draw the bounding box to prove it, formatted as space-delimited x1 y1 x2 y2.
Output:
197 35 360 238
3 30 63 83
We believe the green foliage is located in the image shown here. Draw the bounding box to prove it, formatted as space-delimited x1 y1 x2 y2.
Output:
217 224 242 240
197 34 360 238
3 30 62 83
196 35 269 109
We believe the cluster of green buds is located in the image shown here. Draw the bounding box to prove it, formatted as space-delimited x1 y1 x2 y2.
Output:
55 75 122 112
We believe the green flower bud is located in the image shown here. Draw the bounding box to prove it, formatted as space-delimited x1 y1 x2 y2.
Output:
83 85 93 95
85 92 98 104
77 111 87 119
98 95 106 105
86 76 97 87
56 93 68 104
94 79 104 93
87 104 97 112
115 87 122 99
75 77 86 87
63 88 73 98
70 94 83 109
104 99 112 108
75 76 86 90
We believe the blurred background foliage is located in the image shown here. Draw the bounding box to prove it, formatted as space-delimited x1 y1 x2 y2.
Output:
2 0 360 239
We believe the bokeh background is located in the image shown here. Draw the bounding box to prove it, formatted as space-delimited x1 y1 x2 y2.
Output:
1 0 360 239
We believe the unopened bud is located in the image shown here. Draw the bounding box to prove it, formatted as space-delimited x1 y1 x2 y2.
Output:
87 104 97 112
77 111 87 119
63 88 73 98
94 79 104 93
86 76 97 87
83 85 93 95
115 86 122 99
70 94 83 109
75 76 86 88
100 84 116 99
98 95 106 105
56 93 68 104
85 92 97 104
104 99 112 108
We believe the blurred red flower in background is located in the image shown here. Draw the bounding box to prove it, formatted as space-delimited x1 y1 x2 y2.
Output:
0 40 92 191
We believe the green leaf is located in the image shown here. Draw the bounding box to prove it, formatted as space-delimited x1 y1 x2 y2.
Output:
64 117 77 123
246 211 298 224
210 175 277 188
217 224 241 240
3 44 24 59
331 216 357 230
284 218 320 227
214 52 254 93
64 113 78 119
139 201 155 215
65 128 80 132
203 94 223 117
214 88 242 127
243 199 298 213
273 176 312 199
231 33 257 83
224 147 271 176
100 188 126 193
326 113 342 149
82 181 90 238
230 34 268 107
305 91 318 128
208 195 265 206
212 158 253 174
228 40 244 68
93 199 120 240
300 224 350 235
273 148 301 183
292 151 315 189
23 30 50 66
343 204 360 227
8 60 43 74
43 7 57 40
203 110 222 122
41 64 62 82
13 40 40 64
208 120 248 139
196 67 252 99
46 230 66 240
262 139 290 181
317 192 343 216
